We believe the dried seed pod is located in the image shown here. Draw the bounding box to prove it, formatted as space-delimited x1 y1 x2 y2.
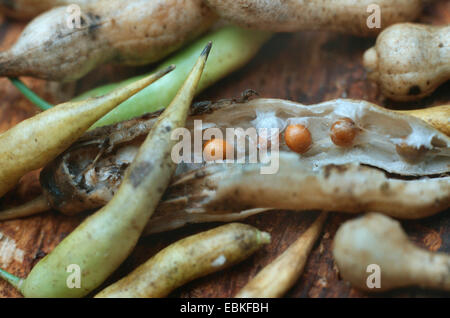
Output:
397 105 450 136
73 26 272 127
364 23 450 101
333 213 450 292
204 0 424 36
96 223 271 298
1 98 449 221
151 152 449 226
0 0 216 81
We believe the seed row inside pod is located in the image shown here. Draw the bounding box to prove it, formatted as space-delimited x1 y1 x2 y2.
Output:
180 98 449 175
3 97 440 221
203 111 442 161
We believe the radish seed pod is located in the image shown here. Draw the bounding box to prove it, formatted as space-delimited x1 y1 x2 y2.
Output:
96 223 271 298
333 213 450 292
1 97 448 222
0 66 174 198
235 212 328 298
0 0 216 82
204 0 424 36
0 0 92 20
364 23 450 101
0 43 210 297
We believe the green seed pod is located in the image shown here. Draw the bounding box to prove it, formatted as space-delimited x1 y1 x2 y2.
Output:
0 43 210 298
77 26 272 128
96 223 271 298
0 66 173 198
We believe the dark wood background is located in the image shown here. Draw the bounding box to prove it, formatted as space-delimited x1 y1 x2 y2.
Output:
0 1 449 298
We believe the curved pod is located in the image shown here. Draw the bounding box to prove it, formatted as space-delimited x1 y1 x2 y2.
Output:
0 0 215 81
333 213 450 292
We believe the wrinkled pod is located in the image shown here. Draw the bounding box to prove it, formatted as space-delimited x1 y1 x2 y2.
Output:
333 213 450 292
364 23 450 101
204 0 424 36
0 0 215 81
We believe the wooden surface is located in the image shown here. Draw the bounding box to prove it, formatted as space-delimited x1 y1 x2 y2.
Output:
0 1 449 298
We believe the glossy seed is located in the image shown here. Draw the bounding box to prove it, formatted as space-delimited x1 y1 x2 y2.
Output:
284 124 312 154
330 117 358 147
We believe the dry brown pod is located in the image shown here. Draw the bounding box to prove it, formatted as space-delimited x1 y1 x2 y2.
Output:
0 0 216 81
364 23 450 101
3 149 449 235
204 0 424 36
144 152 449 234
1 97 449 222
333 213 450 292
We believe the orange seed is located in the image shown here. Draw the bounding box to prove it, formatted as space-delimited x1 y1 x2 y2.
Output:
203 138 233 161
330 117 358 147
284 124 312 154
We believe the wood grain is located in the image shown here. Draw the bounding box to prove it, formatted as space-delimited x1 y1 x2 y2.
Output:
0 1 449 298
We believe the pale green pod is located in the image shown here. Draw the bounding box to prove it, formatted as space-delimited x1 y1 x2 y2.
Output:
96 223 271 298
0 43 210 298
0 66 174 198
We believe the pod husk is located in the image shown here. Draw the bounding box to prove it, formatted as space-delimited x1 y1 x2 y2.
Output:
333 213 450 292
1 97 448 229
38 97 450 215
0 66 173 198
96 223 271 298
10 44 210 298
204 0 423 36
0 0 215 81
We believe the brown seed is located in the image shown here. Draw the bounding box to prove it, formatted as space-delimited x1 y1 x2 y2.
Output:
284 124 312 154
330 117 358 147
396 142 428 163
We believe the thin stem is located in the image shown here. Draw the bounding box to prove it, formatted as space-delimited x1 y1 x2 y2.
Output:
0 195 50 221
0 267 22 291
9 77 54 110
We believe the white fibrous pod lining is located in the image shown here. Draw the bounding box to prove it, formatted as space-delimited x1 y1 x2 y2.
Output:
187 98 449 176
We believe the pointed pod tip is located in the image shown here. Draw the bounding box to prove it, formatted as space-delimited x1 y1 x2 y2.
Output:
201 41 213 58
259 231 271 245
158 64 176 77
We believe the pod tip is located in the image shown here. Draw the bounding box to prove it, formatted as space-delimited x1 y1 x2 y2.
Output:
259 231 271 245
159 64 176 76
201 41 213 58
363 47 378 73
